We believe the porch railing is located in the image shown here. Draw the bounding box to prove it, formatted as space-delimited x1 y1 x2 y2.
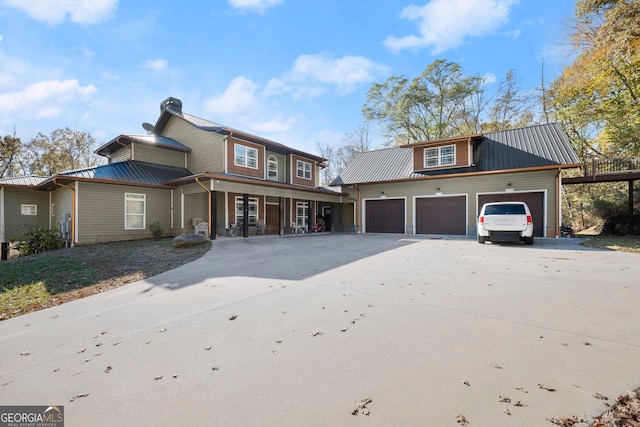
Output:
583 157 640 176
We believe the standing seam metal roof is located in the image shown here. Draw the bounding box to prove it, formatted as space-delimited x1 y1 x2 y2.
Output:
331 123 580 186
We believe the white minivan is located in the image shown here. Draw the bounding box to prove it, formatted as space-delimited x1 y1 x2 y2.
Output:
477 201 534 245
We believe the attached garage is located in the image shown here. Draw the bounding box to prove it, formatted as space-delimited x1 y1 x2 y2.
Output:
478 192 545 237
415 195 467 235
365 198 405 233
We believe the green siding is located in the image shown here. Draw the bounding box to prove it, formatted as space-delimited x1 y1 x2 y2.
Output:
76 182 173 244
162 117 225 174
110 147 131 163
133 143 185 168
347 170 559 236
2 188 50 240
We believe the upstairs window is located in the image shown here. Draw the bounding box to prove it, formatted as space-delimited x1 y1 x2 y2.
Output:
267 155 278 180
424 145 455 168
234 144 258 169
125 193 146 229
296 160 312 180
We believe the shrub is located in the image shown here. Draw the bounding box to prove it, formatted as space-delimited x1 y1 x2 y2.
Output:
149 222 163 240
16 226 66 256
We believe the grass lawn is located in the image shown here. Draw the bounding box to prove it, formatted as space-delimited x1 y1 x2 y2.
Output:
0 238 211 320
578 234 640 253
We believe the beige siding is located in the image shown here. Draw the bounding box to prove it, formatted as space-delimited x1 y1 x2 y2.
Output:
162 117 225 174
76 182 173 244
345 170 559 236
133 143 185 168
2 188 50 240
110 147 131 163
51 187 72 231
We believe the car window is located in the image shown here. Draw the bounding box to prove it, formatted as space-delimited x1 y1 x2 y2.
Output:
484 204 526 215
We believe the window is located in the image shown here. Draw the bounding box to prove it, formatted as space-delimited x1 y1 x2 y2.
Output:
21 204 37 216
296 202 309 227
125 193 146 230
267 155 278 180
235 197 258 226
424 145 456 168
234 144 258 169
296 160 311 180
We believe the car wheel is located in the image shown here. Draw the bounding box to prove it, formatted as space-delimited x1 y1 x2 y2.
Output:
524 236 534 245
478 235 486 244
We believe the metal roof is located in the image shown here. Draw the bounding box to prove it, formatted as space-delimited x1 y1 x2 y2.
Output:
331 123 581 186
478 123 581 171
0 176 49 187
95 134 191 156
44 160 192 187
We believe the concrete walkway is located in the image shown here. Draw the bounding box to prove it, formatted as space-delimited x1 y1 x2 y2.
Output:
1 234 639 426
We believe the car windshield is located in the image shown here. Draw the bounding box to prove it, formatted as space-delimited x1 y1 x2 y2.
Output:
484 204 526 215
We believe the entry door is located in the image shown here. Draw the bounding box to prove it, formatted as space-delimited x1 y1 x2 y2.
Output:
266 204 279 234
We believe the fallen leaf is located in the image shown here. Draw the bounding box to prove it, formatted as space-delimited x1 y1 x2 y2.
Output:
154 376 163 380
503 408 511 416
104 366 112 373
229 314 238 321
172 374 178 379
204 346 212 350
460 380 471 386
538 383 557 392
20 351 32 356
211 366 220 371
515 387 529 393
513 401 527 407
498 396 511 403
456 414 469 425
157 328 167 332
593 392 608 400
351 398 372 416
310 331 323 337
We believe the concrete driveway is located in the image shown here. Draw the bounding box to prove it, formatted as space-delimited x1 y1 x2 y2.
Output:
1 234 639 426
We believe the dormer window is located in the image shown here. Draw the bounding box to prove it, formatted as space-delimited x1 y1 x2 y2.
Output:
267 155 278 180
235 144 258 169
424 145 455 168
296 160 312 180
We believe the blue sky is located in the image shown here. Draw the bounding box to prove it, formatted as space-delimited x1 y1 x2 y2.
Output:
0 0 577 155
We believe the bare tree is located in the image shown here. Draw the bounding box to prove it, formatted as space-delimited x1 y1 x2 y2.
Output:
335 123 372 174
315 139 335 186
0 126 21 178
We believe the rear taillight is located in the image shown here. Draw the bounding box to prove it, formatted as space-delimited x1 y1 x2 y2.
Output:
479 216 484 225
527 215 532 225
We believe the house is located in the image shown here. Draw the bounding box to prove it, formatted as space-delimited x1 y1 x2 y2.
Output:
0 97 352 245
0 98 580 246
330 123 581 238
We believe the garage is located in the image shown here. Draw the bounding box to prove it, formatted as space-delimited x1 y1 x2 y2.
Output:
415 195 467 235
478 192 545 237
365 199 405 233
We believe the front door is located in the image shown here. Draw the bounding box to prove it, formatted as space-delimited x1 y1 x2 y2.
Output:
266 204 279 234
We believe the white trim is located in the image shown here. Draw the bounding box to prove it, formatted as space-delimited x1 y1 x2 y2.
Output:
296 159 312 180
423 144 456 168
361 196 407 234
74 181 79 244
124 192 146 230
171 190 174 229
181 191 185 230
234 143 258 169
413 193 468 236
267 155 278 181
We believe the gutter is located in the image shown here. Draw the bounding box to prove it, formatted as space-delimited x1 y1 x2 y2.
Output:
53 179 76 246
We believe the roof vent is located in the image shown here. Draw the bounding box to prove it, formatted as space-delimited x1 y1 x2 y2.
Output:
161 97 182 113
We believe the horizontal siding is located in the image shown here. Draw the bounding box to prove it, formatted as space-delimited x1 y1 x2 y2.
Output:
110 147 131 163
2 188 50 240
51 187 72 232
76 182 173 244
163 116 225 174
133 143 185 168
347 170 558 236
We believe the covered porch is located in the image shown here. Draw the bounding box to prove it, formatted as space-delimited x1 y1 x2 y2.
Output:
168 173 353 239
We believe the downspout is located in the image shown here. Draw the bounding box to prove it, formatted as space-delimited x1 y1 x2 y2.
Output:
555 169 561 238
53 179 76 246
194 177 211 238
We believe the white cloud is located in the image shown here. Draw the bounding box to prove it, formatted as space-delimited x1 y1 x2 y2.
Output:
228 0 283 14
2 0 118 25
203 76 259 116
0 79 97 118
483 72 497 85
265 53 389 99
143 59 168 71
385 0 518 54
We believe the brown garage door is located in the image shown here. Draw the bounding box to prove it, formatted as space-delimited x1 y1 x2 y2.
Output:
365 199 405 233
416 196 467 235
478 192 544 237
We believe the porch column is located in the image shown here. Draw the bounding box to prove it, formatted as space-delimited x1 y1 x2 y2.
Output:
210 191 217 240
308 199 313 233
242 193 249 238
279 197 284 236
